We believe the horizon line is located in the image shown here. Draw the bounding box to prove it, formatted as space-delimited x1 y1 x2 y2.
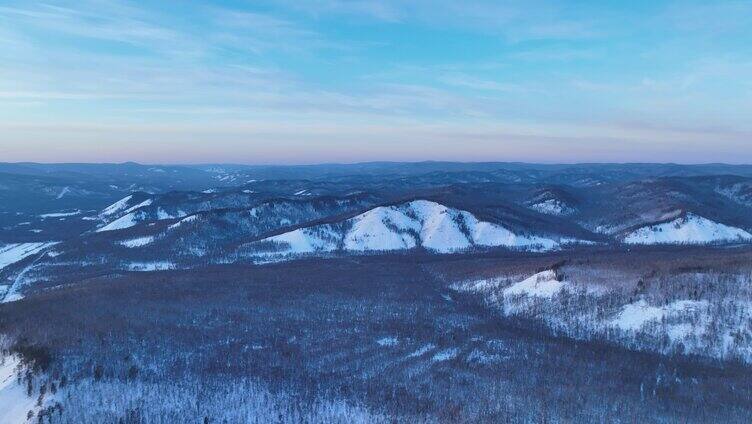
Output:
3 160 752 168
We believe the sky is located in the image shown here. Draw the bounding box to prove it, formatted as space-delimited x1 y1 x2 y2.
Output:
0 0 751 164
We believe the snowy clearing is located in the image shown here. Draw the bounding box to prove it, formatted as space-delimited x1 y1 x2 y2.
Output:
101 195 133 216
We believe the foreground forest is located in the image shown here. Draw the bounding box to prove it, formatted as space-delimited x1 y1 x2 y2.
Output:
3 248 752 423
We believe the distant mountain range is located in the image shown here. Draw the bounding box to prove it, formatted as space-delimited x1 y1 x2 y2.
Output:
3 161 752 302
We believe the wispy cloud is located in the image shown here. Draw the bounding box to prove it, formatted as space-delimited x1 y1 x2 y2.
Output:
276 0 601 41
663 0 752 34
0 2 190 50
0 0 750 163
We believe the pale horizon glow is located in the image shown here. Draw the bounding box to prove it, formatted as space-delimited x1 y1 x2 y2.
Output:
1 0 751 164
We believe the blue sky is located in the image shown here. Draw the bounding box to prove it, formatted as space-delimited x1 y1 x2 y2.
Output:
1 0 751 164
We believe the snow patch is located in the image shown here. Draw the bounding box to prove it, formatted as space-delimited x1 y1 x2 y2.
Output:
39 210 81 218
560 237 597 246
376 337 399 347
126 261 175 271
156 208 173 220
503 270 565 299
96 213 138 232
407 344 435 358
610 299 709 332
168 215 198 230
123 199 152 214
432 348 460 362
119 236 155 248
55 186 70 199
101 195 133 216
0 242 57 271
265 227 339 254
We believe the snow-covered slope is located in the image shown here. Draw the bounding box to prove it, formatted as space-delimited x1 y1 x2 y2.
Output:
96 211 144 232
503 270 564 298
0 356 42 424
622 213 752 245
100 195 134 216
609 299 708 333
253 200 559 257
96 195 153 232
0 242 57 271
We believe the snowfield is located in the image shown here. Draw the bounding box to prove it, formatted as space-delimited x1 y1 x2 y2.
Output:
609 299 709 333
503 270 565 299
256 200 559 256
96 212 140 232
0 242 57 272
97 197 153 232
101 195 133 216
623 213 752 245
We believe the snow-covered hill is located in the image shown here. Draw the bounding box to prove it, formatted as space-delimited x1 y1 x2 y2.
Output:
249 200 559 257
622 213 752 245
529 199 575 216
524 187 578 217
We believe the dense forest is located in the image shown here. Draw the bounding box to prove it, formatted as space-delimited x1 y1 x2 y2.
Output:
3 250 752 422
